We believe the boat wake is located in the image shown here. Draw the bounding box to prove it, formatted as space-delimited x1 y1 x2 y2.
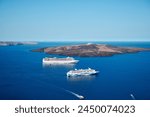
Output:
130 94 136 100
65 90 84 100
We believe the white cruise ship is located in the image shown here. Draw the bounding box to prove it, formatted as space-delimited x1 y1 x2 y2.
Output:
42 57 79 64
67 68 99 77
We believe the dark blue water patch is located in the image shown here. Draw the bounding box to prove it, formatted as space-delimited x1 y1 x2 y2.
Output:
0 42 150 100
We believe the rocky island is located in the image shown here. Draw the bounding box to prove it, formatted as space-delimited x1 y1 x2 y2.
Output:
0 41 38 46
32 43 150 57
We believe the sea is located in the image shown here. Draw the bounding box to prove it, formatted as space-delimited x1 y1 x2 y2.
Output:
0 41 150 100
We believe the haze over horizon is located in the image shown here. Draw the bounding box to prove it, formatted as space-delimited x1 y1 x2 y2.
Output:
0 0 150 41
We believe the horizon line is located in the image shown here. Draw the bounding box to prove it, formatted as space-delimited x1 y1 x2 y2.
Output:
1 40 150 42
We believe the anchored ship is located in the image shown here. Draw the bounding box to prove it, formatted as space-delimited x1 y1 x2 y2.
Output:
42 57 79 64
67 68 99 77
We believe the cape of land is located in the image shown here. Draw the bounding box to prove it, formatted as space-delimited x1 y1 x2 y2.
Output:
0 41 38 46
32 43 150 57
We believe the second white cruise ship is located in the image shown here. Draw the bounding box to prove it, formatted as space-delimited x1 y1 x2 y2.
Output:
67 68 99 77
42 57 79 64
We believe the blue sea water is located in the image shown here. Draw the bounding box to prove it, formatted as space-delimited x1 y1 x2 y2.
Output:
0 42 150 100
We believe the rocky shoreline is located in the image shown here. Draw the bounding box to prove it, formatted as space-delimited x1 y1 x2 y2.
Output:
32 43 150 57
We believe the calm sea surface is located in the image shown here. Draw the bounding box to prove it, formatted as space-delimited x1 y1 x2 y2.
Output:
0 42 150 100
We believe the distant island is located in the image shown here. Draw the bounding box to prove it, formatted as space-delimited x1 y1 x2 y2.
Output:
0 41 38 46
32 43 150 57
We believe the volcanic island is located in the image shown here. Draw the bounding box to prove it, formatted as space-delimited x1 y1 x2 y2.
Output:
32 43 150 57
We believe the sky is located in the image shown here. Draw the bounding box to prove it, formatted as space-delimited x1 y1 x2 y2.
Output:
0 0 150 41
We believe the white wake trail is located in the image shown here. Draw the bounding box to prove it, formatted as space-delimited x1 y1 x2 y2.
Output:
65 90 84 99
130 94 136 100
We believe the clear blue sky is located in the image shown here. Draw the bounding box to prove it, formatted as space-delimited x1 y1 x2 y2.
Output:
0 0 150 41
